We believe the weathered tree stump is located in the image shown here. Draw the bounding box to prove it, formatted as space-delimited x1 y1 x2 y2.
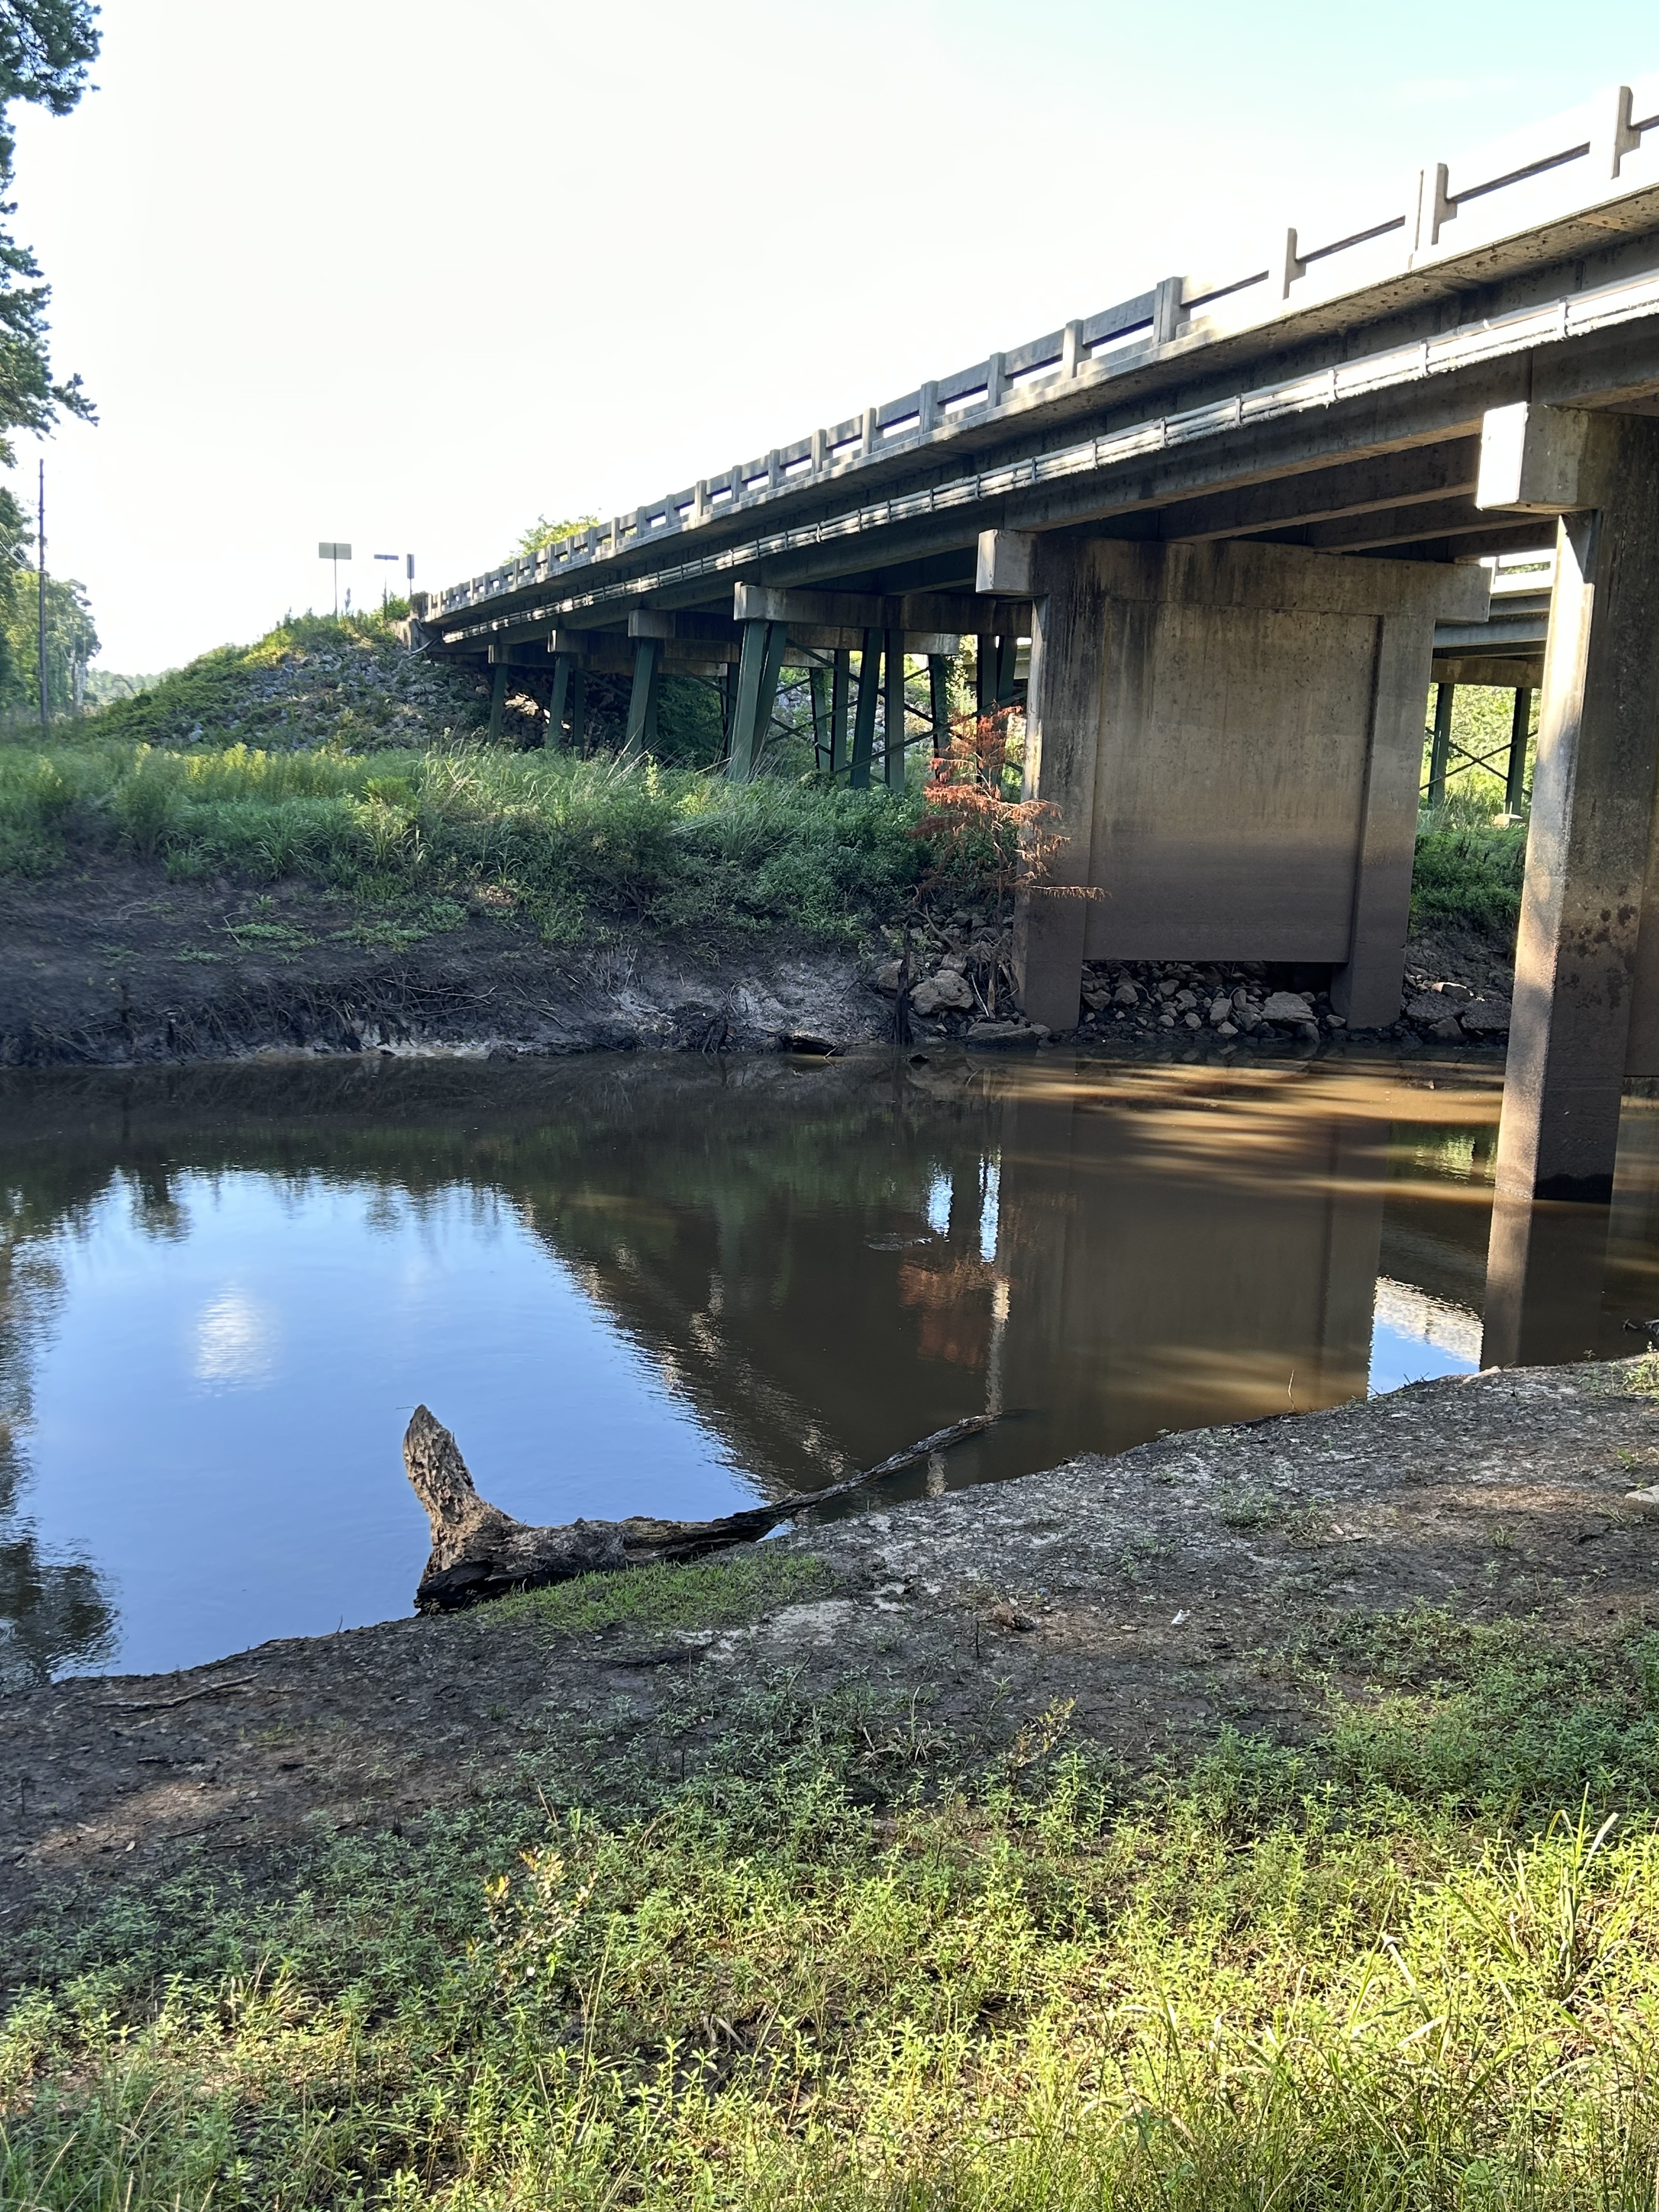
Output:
402 1403 994 1612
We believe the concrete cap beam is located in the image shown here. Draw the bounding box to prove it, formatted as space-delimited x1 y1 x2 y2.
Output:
1476 402 1622 513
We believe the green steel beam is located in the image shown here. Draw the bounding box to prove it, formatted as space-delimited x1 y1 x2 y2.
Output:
850 629 881 789
831 648 851 777
883 627 906 789
1428 680 1455 805
623 636 661 760
928 653 952 757
546 653 572 749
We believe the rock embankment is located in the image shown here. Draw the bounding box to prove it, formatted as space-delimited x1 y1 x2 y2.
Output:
873 910 1513 1053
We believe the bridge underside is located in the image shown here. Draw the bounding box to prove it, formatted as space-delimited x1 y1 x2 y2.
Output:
421 78 1659 1372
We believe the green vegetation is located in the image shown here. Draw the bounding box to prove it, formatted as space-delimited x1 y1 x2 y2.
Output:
1410 687 1534 940
0 0 101 720
4 1601 1659 2208
0 738 932 941
490 1551 836 1635
512 514 601 557
1411 788 1528 936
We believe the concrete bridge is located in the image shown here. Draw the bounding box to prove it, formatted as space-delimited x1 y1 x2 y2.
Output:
420 75 1659 1364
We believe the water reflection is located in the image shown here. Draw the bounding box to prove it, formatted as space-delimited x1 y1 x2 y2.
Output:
0 1051 1651 1678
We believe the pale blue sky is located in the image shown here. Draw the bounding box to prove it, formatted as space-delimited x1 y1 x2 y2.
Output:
17 0 1659 670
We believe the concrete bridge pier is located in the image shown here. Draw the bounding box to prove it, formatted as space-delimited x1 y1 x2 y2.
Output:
997 531 1486 1036
1474 404 1659 1365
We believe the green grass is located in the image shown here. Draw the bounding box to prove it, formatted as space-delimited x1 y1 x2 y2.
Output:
489 1550 836 1635
1412 793 1528 938
1409 687 1533 941
0 741 936 943
5 1609 1659 2209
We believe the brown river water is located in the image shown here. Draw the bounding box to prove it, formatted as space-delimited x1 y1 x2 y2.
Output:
3 1049 1657 1681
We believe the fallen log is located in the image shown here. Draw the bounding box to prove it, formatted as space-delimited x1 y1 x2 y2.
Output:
403 1405 996 1612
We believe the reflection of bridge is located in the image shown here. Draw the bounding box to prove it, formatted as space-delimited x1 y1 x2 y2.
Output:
422 74 1659 1365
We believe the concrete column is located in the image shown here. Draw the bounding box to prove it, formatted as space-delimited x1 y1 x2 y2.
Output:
726 618 785 783
488 663 509 743
569 664 586 754
1012 539 1109 1032
546 653 572 749
1482 410 1659 1206
1331 608 1438 1028
623 637 661 761
883 628 906 788
1004 534 1479 1036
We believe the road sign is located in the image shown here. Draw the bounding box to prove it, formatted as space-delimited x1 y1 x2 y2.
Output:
318 541 351 561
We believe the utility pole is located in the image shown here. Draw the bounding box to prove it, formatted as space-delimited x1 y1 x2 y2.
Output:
37 458 47 735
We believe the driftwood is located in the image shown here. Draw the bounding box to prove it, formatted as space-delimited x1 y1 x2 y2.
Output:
403 1404 996 1612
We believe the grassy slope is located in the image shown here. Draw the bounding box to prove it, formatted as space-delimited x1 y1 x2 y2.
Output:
0 617 951 946
3 1563 1658 2209
5 623 1531 957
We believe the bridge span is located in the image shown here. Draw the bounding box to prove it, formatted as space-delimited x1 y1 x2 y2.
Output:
419 75 1659 1361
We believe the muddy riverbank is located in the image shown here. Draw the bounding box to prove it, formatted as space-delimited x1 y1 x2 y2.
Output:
0 863 1514 1066
0 868 889 1063
5 1354 1656 1958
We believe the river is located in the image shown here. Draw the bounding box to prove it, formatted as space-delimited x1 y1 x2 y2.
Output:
3 1049 1655 1680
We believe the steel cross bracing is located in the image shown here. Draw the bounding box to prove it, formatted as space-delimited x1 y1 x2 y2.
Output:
425 75 1659 650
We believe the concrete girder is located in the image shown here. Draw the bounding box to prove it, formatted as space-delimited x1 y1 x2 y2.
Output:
1431 653 1546 687
1155 439 1482 543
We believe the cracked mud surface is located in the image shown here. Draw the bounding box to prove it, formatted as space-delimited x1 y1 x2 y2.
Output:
5 1355 1658 1967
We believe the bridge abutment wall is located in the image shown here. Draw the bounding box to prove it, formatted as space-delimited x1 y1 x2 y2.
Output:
1013 537 1484 1034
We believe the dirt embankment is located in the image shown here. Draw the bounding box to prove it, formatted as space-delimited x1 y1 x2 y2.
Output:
0 868 890 1065
0 862 1520 1070
4 1357 1655 1948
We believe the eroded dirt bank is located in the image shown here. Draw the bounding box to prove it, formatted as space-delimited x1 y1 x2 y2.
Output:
0 870 887 1063
0 865 1515 1068
4 1356 1656 1956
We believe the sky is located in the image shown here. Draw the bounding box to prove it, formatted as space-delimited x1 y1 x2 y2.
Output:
16 0 1659 674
